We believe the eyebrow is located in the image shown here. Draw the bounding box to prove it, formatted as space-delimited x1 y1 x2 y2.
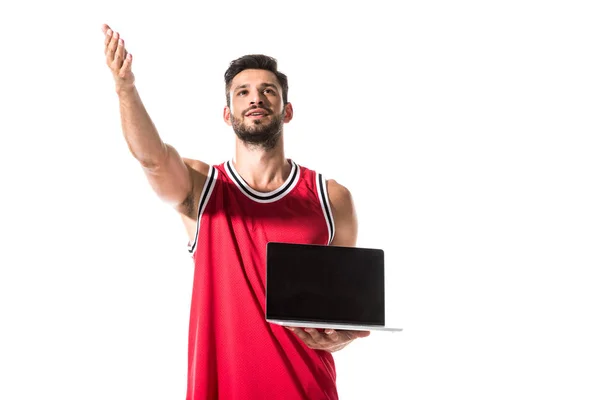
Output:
233 83 279 91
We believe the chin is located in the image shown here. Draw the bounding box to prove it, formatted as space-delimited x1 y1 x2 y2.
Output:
248 120 268 129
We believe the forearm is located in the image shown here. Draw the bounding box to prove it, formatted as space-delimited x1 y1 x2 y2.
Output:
117 86 167 168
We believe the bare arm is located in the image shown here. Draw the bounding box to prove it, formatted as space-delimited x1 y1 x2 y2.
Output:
102 24 207 219
327 179 358 247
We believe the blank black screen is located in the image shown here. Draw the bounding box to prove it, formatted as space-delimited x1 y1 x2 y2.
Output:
266 242 385 326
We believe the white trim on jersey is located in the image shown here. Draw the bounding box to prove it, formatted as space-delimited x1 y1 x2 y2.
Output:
188 166 218 255
316 173 335 245
225 159 300 203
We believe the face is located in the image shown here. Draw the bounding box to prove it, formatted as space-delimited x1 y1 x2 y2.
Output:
224 69 293 150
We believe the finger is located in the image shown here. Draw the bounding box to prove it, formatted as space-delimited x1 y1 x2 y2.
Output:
292 328 314 346
105 31 120 64
104 27 117 50
304 328 329 345
343 330 371 339
114 38 126 65
101 24 111 35
324 329 340 342
104 27 112 48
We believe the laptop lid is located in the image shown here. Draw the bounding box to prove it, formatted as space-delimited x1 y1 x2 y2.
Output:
266 242 385 327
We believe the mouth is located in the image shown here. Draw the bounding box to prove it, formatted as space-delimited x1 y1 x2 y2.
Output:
245 109 269 119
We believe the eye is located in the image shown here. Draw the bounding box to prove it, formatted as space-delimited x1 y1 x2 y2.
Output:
264 88 274 94
237 90 247 96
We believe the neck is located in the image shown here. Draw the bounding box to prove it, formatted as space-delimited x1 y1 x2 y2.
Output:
232 135 291 192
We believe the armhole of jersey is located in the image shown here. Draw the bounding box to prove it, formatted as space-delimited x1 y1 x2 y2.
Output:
316 173 335 245
187 166 218 256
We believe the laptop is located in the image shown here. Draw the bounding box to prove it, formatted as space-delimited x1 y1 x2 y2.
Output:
265 242 402 332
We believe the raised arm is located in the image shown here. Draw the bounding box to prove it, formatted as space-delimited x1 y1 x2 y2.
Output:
102 24 208 220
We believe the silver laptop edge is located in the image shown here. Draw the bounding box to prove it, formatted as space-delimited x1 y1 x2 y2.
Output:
268 319 403 332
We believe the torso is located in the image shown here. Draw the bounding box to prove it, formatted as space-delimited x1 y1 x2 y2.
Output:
184 159 339 399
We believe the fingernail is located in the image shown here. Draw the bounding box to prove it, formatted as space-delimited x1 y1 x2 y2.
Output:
325 330 333 335
107 29 112 36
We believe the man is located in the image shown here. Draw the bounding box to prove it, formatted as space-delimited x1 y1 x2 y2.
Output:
102 23 370 400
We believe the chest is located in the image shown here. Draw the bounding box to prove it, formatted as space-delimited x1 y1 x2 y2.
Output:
218 183 329 246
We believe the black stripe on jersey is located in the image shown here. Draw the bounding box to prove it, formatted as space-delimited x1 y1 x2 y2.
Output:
188 166 217 254
226 160 298 201
318 173 335 245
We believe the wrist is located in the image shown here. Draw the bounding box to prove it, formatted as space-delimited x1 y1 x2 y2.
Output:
116 83 136 97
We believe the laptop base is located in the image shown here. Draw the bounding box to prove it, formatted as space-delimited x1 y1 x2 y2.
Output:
267 319 403 332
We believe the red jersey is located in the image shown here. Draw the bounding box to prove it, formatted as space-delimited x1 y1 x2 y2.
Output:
185 159 337 400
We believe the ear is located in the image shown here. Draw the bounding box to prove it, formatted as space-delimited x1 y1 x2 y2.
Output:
223 106 232 126
283 102 294 123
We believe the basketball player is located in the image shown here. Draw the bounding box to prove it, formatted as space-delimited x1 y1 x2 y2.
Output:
102 23 370 400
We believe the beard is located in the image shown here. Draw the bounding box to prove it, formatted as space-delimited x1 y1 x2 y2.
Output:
231 110 285 151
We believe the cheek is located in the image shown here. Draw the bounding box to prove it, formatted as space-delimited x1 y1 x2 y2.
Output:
230 102 244 119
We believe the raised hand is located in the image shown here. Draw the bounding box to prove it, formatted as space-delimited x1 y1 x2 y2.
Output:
102 24 134 92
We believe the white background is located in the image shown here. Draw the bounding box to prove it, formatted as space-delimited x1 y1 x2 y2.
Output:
1 0 599 399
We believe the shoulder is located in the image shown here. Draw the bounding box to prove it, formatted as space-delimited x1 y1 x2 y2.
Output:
182 157 211 176
182 157 217 191
326 179 353 208
294 162 354 218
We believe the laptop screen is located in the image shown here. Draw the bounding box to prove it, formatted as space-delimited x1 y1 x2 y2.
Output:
266 242 385 326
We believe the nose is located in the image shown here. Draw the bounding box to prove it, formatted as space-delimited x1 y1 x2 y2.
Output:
249 89 265 106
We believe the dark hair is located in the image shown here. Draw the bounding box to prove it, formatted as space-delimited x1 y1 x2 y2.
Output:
224 54 289 107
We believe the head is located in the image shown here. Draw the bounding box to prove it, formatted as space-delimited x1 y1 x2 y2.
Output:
223 55 293 150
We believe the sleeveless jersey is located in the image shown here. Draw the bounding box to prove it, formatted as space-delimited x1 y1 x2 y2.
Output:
185 159 338 400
